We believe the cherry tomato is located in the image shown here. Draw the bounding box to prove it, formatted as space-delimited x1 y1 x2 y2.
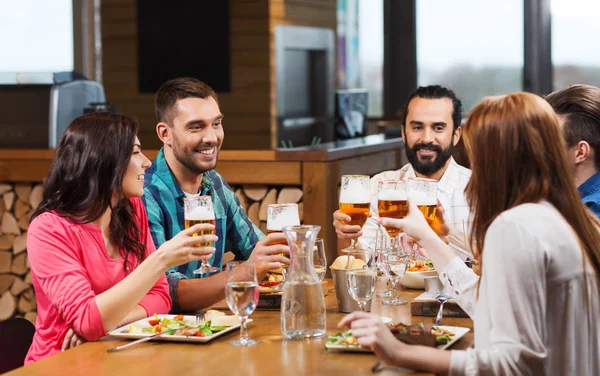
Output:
174 315 184 321
148 319 160 326
195 331 205 337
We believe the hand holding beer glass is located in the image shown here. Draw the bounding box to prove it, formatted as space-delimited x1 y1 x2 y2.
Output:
339 175 371 253
184 195 218 275
407 178 438 259
266 203 300 286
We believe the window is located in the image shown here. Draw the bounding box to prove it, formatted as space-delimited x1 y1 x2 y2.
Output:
551 0 600 90
416 0 523 112
0 0 73 73
358 0 383 116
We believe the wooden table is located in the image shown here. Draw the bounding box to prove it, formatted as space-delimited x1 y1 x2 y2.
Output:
7 281 473 376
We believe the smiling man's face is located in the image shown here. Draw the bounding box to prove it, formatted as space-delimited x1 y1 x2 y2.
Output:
403 97 459 177
168 97 224 174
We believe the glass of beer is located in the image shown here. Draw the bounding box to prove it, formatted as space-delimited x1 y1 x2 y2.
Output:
184 195 218 275
267 203 299 286
406 178 438 226
377 180 408 238
339 175 371 253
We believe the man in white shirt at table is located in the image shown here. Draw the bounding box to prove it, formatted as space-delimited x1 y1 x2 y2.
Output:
333 85 472 256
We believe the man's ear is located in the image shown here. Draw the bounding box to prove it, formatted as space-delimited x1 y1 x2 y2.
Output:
453 126 463 146
573 140 591 165
156 122 171 146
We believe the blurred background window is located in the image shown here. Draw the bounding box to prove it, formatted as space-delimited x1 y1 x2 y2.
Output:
0 0 74 73
551 0 600 90
358 0 383 117
416 0 524 112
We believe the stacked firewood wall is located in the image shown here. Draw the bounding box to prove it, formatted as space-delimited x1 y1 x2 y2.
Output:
0 183 302 322
0 183 43 324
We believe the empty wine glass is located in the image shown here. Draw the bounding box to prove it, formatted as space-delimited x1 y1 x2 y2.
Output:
380 235 411 305
225 261 259 347
184 195 218 275
346 250 377 312
313 238 327 282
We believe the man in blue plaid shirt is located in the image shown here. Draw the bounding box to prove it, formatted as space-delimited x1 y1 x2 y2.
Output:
143 77 289 313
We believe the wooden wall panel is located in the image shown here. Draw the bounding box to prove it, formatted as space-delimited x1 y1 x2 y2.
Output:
101 0 336 150
101 0 272 150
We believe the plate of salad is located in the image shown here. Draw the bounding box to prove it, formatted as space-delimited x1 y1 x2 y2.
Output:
108 311 247 343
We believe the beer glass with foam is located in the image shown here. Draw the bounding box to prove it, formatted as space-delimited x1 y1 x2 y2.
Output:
339 175 371 253
406 178 438 226
184 195 218 274
267 203 299 286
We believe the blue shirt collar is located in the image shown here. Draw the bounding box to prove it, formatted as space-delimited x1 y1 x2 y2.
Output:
577 171 600 199
153 148 216 199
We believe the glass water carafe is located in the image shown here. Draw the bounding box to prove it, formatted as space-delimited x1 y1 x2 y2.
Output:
280 225 326 339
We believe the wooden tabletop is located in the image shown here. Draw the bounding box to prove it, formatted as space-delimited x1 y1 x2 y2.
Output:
7 280 473 376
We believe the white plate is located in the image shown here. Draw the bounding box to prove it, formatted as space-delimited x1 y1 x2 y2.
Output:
325 325 470 352
108 314 247 343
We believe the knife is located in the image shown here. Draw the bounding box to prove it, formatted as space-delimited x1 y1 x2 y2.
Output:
106 328 177 353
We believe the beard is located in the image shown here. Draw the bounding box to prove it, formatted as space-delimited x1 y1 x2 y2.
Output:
405 139 454 176
172 139 220 175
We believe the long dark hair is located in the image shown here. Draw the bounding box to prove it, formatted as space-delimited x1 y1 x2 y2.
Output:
31 112 146 271
463 93 600 299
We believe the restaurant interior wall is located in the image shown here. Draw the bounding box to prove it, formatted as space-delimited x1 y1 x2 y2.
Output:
101 0 336 151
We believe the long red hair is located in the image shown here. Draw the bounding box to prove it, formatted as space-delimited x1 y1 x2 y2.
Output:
463 92 600 290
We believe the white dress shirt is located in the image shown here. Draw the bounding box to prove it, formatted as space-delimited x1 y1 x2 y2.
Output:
445 201 600 375
359 157 472 254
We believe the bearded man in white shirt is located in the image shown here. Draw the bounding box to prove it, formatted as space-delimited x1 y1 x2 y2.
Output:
333 85 472 255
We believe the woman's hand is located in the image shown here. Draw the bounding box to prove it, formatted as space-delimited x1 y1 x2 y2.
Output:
154 223 218 270
378 199 437 244
62 328 86 351
337 312 407 366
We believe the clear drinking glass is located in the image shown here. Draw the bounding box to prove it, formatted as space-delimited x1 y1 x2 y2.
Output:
225 261 259 347
346 250 377 312
339 175 371 253
406 178 438 260
184 195 218 275
374 226 392 298
380 235 411 305
267 203 300 288
313 238 327 282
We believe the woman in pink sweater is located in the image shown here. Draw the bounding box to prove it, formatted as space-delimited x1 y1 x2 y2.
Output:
25 113 217 363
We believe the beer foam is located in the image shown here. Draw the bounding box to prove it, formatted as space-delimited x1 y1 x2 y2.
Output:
186 206 215 221
339 189 370 204
378 190 407 201
267 208 300 230
407 191 437 206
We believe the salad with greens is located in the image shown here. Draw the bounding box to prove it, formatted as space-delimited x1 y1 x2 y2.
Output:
130 314 232 338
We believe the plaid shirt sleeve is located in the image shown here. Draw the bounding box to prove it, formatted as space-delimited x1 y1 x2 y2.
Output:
221 181 264 260
142 192 187 312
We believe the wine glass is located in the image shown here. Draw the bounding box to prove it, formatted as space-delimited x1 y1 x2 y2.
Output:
374 226 392 298
345 250 377 312
225 261 259 347
313 238 327 282
184 195 219 275
380 235 411 305
339 175 371 253
267 203 299 287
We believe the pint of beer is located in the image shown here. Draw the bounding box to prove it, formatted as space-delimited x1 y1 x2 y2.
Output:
406 178 438 227
267 204 300 245
184 196 216 247
378 187 408 237
339 175 370 228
